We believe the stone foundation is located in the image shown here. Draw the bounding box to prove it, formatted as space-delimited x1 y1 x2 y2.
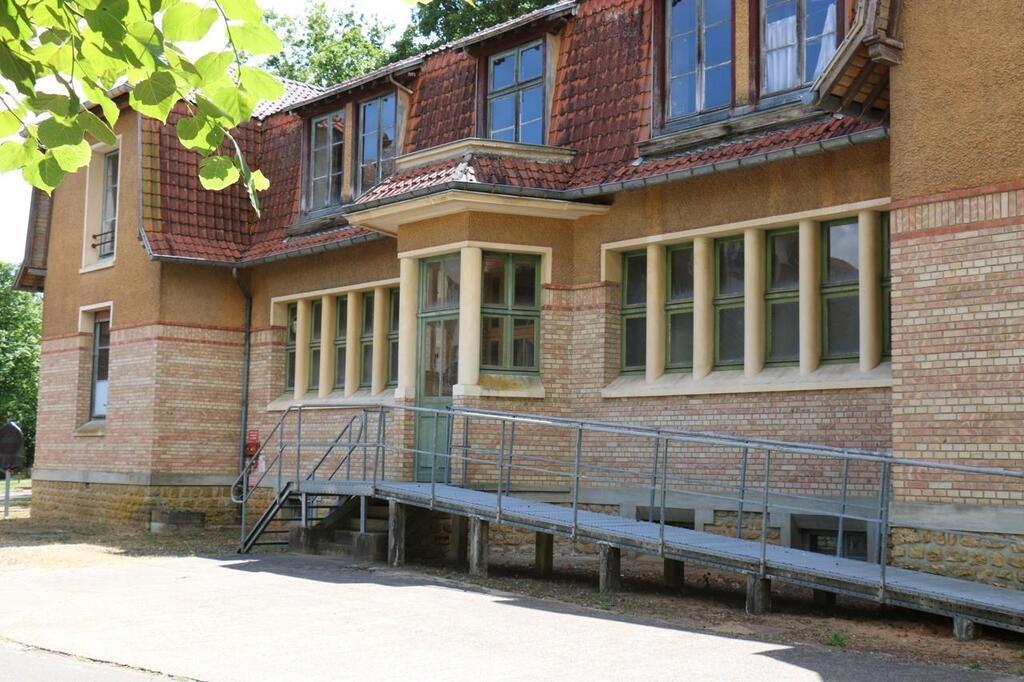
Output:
32 479 236 528
703 510 782 544
890 527 1024 590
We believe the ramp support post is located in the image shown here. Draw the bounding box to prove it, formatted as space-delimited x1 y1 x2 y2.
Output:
469 517 489 577
745 575 772 615
535 532 554 578
664 558 685 590
599 545 621 593
953 616 978 641
388 500 405 567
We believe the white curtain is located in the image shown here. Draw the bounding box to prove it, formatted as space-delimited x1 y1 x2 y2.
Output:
765 14 797 92
810 5 837 79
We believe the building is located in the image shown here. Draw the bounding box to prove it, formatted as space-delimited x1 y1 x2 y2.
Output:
15 0 1024 590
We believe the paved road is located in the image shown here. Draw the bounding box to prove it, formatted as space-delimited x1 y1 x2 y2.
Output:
0 553 1007 681
0 640 160 681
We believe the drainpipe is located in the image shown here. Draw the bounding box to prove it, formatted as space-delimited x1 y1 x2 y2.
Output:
232 268 253 476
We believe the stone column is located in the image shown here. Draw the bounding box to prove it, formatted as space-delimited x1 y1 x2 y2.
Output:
744 228 764 377
859 210 882 371
396 257 418 400
745 575 772 615
371 285 389 395
294 298 311 400
799 220 820 375
457 246 482 390
645 243 666 383
387 500 405 567
344 293 361 396
318 295 336 398
599 545 621 593
692 237 714 379
535 532 554 578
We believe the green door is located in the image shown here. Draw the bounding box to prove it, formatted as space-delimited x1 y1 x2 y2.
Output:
415 254 461 482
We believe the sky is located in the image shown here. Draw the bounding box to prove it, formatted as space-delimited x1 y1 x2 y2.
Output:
0 0 414 265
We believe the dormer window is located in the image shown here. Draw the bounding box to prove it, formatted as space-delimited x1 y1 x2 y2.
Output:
666 0 733 118
762 0 839 94
358 92 397 195
309 111 345 211
487 41 545 145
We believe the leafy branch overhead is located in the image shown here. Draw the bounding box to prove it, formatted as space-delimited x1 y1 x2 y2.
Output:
0 0 285 214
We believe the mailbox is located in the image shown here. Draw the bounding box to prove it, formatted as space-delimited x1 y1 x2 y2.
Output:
0 421 24 471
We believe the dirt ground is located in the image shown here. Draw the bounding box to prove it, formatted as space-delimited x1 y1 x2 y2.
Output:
2 487 1023 677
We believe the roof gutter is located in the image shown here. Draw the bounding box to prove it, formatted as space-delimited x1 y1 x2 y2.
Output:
144 230 387 268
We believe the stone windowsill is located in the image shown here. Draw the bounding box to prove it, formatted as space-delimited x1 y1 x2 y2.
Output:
601 362 892 399
74 419 107 437
265 389 394 412
454 373 546 400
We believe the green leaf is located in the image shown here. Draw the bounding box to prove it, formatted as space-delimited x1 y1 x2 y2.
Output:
227 21 282 55
83 84 120 127
50 139 92 172
239 67 284 102
28 93 74 119
130 71 178 122
198 155 240 191
176 113 224 154
37 117 85 148
204 81 255 124
194 51 233 83
78 110 118 146
0 141 37 173
22 153 65 193
162 2 218 42
250 168 269 191
217 0 264 22
0 45 35 97
0 110 22 138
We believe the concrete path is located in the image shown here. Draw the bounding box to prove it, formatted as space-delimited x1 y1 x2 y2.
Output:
0 640 160 681
0 553 1006 681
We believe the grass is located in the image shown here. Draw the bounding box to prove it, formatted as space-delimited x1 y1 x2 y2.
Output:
823 630 849 648
5 477 31 492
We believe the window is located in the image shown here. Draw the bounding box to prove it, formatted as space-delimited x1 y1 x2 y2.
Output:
666 244 694 370
881 212 891 358
821 219 859 361
621 251 647 372
805 529 867 561
714 237 744 367
96 150 118 259
765 228 800 364
487 41 545 145
285 303 298 390
481 253 541 372
762 0 839 94
388 288 400 386
334 296 348 390
358 93 397 195
666 0 733 118
308 300 322 391
308 110 345 211
90 312 110 419
360 292 375 387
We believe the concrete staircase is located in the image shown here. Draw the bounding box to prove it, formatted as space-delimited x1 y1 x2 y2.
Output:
288 496 388 562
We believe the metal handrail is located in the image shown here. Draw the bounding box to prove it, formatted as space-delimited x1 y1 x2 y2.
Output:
307 415 359 480
230 406 293 504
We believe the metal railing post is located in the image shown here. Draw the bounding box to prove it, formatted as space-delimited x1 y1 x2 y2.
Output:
300 492 307 529
461 413 470 488
571 425 583 539
759 450 772 577
505 421 516 494
659 437 669 555
837 457 850 558
373 407 385 488
445 408 456 487
361 410 369 481
277 412 284 495
878 459 892 601
648 438 660 522
497 420 507 522
295 405 303 485
240 464 248 549
736 447 749 539
430 411 439 509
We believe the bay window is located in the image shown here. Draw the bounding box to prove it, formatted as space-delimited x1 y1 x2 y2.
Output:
360 292 375 387
714 237 744 368
481 253 541 372
821 219 859 361
667 0 733 118
881 212 891 358
334 296 348 389
666 244 695 369
762 0 839 94
487 41 545 145
308 300 322 390
621 251 648 372
388 288 400 385
765 228 800 364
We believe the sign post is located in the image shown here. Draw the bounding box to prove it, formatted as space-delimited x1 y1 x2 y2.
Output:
0 421 25 520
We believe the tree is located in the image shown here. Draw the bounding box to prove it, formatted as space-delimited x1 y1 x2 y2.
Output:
390 0 560 60
263 2 391 88
0 0 286 214
0 263 41 469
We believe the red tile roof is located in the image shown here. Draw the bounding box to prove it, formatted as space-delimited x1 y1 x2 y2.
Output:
138 0 885 266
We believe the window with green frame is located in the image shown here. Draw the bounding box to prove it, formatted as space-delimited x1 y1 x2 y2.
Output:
308 300 322 390
881 212 891 358
714 236 744 368
285 302 297 390
620 251 647 372
359 292 374 387
765 228 800 365
821 218 859 361
666 244 694 370
388 288 400 385
481 252 541 371
333 295 347 390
